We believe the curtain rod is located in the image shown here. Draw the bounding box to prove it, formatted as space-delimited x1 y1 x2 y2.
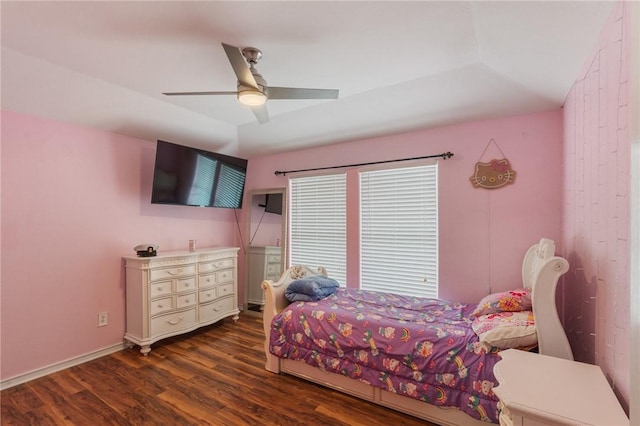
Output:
274 151 454 176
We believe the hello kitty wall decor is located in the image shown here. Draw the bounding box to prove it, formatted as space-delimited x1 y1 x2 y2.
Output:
470 139 516 189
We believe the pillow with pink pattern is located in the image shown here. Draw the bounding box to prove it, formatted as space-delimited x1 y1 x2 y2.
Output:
471 288 532 317
472 311 537 349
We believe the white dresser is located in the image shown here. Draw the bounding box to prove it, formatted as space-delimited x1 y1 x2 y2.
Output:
247 246 282 308
123 247 239 355
493 349 628 426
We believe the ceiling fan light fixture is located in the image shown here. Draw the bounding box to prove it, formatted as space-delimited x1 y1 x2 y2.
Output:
238 90 267 106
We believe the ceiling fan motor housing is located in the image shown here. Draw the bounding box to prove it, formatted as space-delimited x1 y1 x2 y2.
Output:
241 47 263 65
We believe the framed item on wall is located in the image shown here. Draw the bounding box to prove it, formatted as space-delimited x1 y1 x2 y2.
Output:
470 139 516 189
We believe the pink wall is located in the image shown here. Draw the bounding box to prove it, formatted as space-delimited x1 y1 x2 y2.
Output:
244 110 564 304
0 111 241 380
562 0 631 409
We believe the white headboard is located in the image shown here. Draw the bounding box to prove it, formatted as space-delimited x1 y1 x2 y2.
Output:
522 237 556 289
524 238 573 360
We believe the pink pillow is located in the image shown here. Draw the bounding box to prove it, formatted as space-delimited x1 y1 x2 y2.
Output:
472 311 537 349
471 288 532 317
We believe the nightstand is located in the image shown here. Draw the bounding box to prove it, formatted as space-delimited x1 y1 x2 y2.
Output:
493 349 628 426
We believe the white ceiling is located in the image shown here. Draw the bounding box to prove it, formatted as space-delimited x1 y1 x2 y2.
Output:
1 1 614 158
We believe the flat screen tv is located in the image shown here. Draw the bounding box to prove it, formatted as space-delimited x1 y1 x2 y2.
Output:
262 193 283 215
151 140 248 209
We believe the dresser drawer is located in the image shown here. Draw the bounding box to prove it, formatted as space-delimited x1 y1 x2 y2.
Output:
266 263 281 275
199 287 217 303
150 280 172 298
176 277 196 293
149 264 197 282
199 297 234 323
216 268 235 283
199 258 235 274
150 296 173 316
150 308 197 336
199 273 216 289
176 292 196 309
268 254 282 264
217 283 234 299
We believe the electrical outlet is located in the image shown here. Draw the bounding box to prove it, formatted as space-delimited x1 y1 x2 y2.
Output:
98 312 108 327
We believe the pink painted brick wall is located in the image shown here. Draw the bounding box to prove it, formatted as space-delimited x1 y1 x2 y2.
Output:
562 0 631 409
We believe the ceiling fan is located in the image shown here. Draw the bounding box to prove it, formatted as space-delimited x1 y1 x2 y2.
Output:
163 43 339 124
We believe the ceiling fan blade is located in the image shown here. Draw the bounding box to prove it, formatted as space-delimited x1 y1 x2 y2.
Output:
163 91 237 96
222 43 259 90
267 87 339 100
250 104 269 124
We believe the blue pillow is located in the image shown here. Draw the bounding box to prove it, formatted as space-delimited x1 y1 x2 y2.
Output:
285 276 340 302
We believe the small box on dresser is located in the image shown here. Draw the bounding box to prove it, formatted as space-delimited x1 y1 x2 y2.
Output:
123 247 239 355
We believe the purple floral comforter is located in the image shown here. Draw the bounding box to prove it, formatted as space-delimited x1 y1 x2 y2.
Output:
269 288 501 423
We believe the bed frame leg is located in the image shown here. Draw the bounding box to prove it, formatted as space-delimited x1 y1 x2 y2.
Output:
265 354 281 373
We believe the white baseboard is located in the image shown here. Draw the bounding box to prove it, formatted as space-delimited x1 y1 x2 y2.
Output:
1 342 126 390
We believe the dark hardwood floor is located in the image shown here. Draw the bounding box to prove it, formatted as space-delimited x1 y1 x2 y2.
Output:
1 314 435 425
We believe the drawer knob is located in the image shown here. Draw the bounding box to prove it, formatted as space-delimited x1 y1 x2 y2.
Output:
158 304 164 309
167 268 184 276
185 298 190 303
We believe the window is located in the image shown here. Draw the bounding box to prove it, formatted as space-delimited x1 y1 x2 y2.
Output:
360 163 438 298
289 174 347 284
288 163 438 297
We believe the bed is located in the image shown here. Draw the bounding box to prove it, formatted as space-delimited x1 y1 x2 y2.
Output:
261 238 572 425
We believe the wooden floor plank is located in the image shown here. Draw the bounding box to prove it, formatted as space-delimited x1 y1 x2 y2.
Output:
1 314 434 425
26 377 97 425
156 387 223 425
0 399 33 426
1 384 44 413
68 390 128 425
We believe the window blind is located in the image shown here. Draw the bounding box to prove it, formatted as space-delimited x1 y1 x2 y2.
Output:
289 173 347 284
360 164 438 298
